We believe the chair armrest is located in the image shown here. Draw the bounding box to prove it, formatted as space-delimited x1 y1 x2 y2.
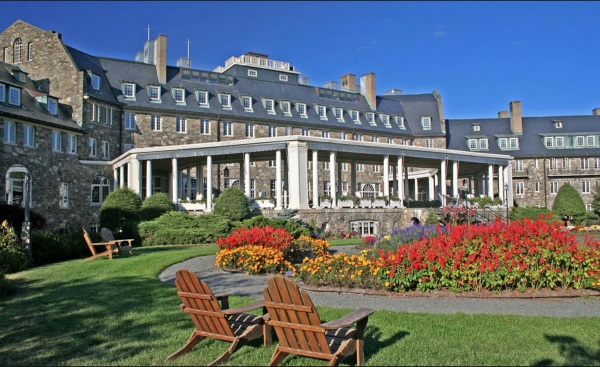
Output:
214 293 229 310
221 300 265 315
321 308 374 330
90 242 112 247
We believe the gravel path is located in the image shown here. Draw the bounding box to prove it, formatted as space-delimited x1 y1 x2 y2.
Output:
158 246 600 318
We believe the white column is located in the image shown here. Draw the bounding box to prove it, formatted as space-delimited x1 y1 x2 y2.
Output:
276 150 283 210
206 156 213 212
113 168 118 190
488 164 494 198
440 160 447 205
383 155 390 197
337 160 342 196
287 141 310 209
186 168 192 200
197 164 204 200
404 166 409 203
414 178 418 200
434 174 439 197
128 159 142 197
172 158 179 203
244 153 251 197
392 165 398 196
350 160 357 197
397 156 404 207
312 150 319 208
119 165 125 188
428 175 435 200
329 151 337 207
146 160 152 198
452 161 459 198
506 162 513 207
498 165 504 202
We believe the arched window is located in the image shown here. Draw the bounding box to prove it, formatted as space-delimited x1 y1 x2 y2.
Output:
5 165 32 206
91 176 110 205
13 38 23 64
350 220 379 237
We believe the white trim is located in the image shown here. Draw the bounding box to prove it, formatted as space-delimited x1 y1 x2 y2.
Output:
279 74 288 82
248 69 258 77
122 83 136 99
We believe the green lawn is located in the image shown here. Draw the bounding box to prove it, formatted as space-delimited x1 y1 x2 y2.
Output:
1 245 599 366
329 238 364 246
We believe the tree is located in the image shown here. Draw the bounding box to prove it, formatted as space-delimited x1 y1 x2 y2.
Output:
592 184 600 214
140 192 175 221
99 187 142 231
213 187 251 222
551 183 586 225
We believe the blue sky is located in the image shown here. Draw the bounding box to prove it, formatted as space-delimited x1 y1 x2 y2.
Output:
2 1 600 119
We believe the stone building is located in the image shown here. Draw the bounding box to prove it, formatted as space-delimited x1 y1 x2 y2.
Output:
0 20 522 235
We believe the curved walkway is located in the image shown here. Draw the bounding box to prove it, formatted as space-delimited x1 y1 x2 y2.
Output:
159 246 600 318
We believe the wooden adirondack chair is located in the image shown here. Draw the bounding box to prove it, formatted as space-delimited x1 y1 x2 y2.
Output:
100 228 133 255
263 276 374 366
165 269 272 366
82 227 120 261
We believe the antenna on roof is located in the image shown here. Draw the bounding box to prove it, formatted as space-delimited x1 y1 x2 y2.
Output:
186 39 192 68
146 25 154 41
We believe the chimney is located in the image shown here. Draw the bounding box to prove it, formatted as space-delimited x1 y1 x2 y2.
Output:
360 73 376 110
340 73 356 92
498 111 509 118
593 108 600 116
509 101 523 135
155 34 167 84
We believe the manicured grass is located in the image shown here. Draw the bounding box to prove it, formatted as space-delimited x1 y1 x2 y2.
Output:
1 244 599 366
329 238 364 246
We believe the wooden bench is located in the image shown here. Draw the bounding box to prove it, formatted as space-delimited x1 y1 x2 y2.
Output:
82 228 120 261
100 228 133 256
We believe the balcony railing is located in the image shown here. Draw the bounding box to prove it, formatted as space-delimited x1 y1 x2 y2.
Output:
214 55 291 73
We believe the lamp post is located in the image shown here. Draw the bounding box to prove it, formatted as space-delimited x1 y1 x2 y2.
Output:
504 183 509 224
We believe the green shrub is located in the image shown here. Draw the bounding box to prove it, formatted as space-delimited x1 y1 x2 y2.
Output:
424 208 439 226
99 187 142 231
0 221 31 274
138 212 230 246
213 187 251 221
140 193 175 221
0 271 13 297
552 183 587 224
31 230 87 266
509 206 561 223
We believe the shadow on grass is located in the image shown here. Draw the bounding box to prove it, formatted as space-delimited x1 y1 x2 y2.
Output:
532 334 600 366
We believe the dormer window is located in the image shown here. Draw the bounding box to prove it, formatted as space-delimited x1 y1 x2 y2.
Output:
279 74 288 82
395 116 405 129
509 137 519 149
554 121 563 129
241 95 253 111
8 86 20 106
499 138 507 149
351 110 360 123
248 69 257 77
317 105 327 119
468 138 488 151
122 83 135 99
473 124 481 132
148 85 161 102
297 102 307 117
366 112 376 126
264 99 275 114
219 93 231 108
281 101 291 115
91 74 101 90
19 73 26 83
479 139 488 150
381 114 391 128
196 90 209 107
545 137 554 148
587 136 595 147
575 136 585 147
555 136 564 147
172 88 185 104
48 97 58 115
421 116 431 130
335 108 344 121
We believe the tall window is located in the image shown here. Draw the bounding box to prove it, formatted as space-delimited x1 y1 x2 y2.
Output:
356 163 364 172
317 105 326 119
242 96 252 110
582 158 589 170
298 103 307 116
59 183 69 208
176 117 186 133
91 74 100 90
91 176 110 205
515 160 524 172
582 181 591 194
509 138 519 148
388 137 393 144
270 179 277 198
102 141 110 159
355 133 362 141
23 125 34 147
301 128 309 136
48 98 57 115
381 114 390 127
562 157 570 170
0 83 4 102
173 88 184 103
219 93 231 108
223 121 233 136
125 112 136 130
351 110 359 123
3 121 15 144
122 83 135 98
323 162 329 170
268 125 277 137
515 182 525 195
555 136 564 147
27 42 33 61
373 165 380 173
479 139 488 150
67 134 77 154
421 116 431 129
281 101 291 114
426 138 434 148
322 130 329 138
499 138 507 149
52 131 62 151
285 126 291 136
335 108 343 120
200 119 210 135
265 99 274 113
341 162 348 171
545 137 554 148
367 113 375 125
576 136 585 147
396 116 404 128
197 91 208 106
595 157 600 169
534 182 540 193
550 181 558 194
549 158 557 170
89 138 97 157
587 136 595 147
13 38 23 63
245 123 254 138
151 115 161 131
9 86 20 105
148 86 160 101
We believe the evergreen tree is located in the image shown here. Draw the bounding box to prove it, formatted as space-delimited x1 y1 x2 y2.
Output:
213 187 251 222
592 184 600 214
551 183 586 224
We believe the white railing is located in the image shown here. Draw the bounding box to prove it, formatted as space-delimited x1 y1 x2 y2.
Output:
218 55 290 72
213 66 225 73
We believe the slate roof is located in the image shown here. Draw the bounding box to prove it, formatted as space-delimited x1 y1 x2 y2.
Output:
446 115 600 158
0 61 84 132
65 46 121 105
92 55 444 137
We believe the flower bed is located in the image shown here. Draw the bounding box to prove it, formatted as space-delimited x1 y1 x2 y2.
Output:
296 216 600 293
216 226 292 251
215 245 295 275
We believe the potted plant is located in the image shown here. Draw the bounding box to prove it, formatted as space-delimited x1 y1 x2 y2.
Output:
372 195 389 208
389 195 401 208
338 195 356 208
178 198 205 211
358 197 372 208
319 195 332 208
253 196 275 209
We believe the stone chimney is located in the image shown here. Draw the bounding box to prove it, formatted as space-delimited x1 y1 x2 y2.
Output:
498 111 509 118
340 73 356 92
155 35 167 84
593 108 600 115
509 101 523 135
360 73 376 109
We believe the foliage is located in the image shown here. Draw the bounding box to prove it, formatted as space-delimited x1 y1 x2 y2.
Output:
552 183 587 224
424 208 439 226
213 187 251 221
99 187 142 232
592 184 600 213
31 230 87 265
337 195 360 206
297 252 382 289
216 226 292 252
0 221 31 273
215 245 295 275
138 212 230 246
293 235 331 260
0 203 46 236
238 215 310 239
509 207 561 222
140 193 175 221
471 196 503 207
373 224 442 254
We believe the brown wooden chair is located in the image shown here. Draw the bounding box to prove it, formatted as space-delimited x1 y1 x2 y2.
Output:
165 269 272 366
82 227 120 261
100 228 133 255
263 276 374 366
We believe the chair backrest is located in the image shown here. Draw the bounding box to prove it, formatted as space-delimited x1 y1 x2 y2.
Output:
82 228 97 256
263 276 331 355
175 269 234 338
100 228 115 242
